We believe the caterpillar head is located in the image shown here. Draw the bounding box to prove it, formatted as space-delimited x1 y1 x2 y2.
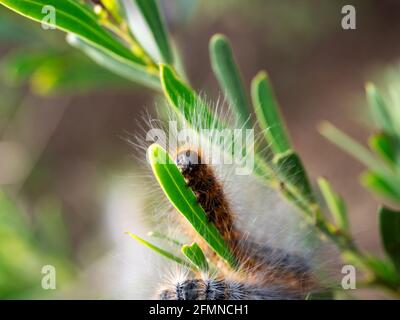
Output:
176 149 202 175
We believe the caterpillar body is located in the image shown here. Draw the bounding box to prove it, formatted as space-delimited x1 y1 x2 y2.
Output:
133 100 323 300
159 277 303 300
155 148 315 300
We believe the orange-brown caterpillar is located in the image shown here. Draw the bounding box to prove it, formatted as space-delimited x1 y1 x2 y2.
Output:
132 101 320 300
162 148 316 300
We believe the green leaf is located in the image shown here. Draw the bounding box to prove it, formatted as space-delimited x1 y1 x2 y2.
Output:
148 231 183 247
126 232 189 267
159 64 275 183
0 0 143 64
101 0 123 24
159 64 273 181
321 122 400 203
364 254 400 285
209 34 250 127
366 83 395 135
181 242 209 272
343 250 400 285
379 207 400 271
159 64 222 129
147 144 237 269
1 49 129 95
317 177 349 232
368 133 398 166
122 0 173 63
361 171 400 203
67 34 160 90
319 121 389 173
273 150 314 202
251 71 291 154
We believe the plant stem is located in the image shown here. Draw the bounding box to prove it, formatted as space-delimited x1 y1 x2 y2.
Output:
100 19 158 69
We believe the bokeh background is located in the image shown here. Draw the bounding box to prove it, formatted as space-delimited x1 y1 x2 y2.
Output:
1 0 400 298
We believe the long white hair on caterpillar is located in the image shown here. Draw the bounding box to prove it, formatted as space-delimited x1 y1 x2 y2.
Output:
129 96 329 299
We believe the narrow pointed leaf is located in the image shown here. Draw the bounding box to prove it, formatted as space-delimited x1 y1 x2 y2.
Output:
319 121 389 173
273 150 314 202
317 177 349 232
361 171 400 202
147 144 237 269
210 34 250 127
181 242 209 272
368 133 398 166
159 64 223 129
122 0 173 63
366 83 395 134
0 0 143 64
101 0 123 24
126 232 189 267
67 34 160 90
159 64 273 181
251 71 291 154
344 251 400 285
148 231 183 247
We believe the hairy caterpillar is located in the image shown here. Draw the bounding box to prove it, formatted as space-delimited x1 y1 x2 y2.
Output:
155 148 315 300
159 277 303 300
132 99 323 300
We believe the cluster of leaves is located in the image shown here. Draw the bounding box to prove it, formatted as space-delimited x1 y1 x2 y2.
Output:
0 8 128 96
320 81 400 286
321 83 400 205
0 0 399 297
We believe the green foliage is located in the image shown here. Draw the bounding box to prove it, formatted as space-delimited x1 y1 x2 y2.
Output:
273 150 314 202
147 144 237 269
0 0 142 63
317 177 349 233
366 83 397 135
319 83 400 205
0 0 167 92
101 0 123 24
369 133 398 165
67 35 160 91
128 233 209 273
126 232 189 267
379 207 400 272
209 34 250 127
181 242 209 272
361 171 400 202
251 71 291 154
319 76 400 296
122 0 173 64
147 231 183 247
1 49 127 95
159 64 223 129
